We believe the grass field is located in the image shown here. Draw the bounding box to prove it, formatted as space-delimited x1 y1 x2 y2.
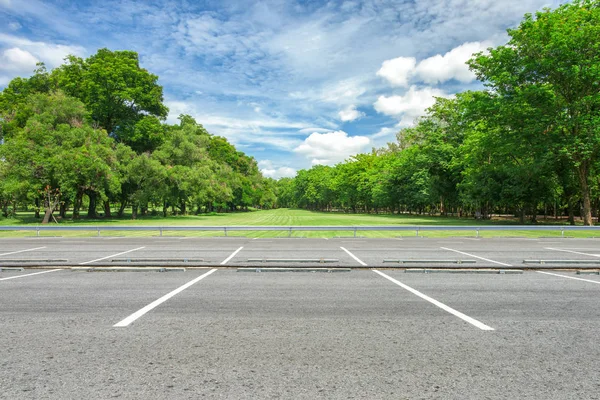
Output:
0 208 597 238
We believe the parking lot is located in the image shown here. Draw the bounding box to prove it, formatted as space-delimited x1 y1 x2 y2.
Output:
1 237 600 399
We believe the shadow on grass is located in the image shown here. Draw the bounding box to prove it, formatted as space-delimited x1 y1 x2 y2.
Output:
0 209 259 226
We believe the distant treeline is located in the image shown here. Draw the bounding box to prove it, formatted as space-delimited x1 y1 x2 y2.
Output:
275 1 600 226
0 49 277 221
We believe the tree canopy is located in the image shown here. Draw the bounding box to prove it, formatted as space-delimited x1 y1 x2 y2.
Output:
0 49 274 221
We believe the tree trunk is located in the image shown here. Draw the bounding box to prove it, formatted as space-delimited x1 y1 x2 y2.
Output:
118 199 127 218
163 202 168 217
87 192 98 219
60 203 66 219
42 208 53 224
73 191 83 219
519 208 525 224
35 198 40 219
578 163 593 225
530 206 537 223
132 205 138 220
103 201 112 218
568 202 576 226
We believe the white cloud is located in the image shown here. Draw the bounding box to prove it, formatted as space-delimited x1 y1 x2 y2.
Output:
377 41 491 87
0 34 85 68
372 126 398 139
258 160 297 179
166 99 306 151
374 86 450 126
8 21 21 31
294 130 370 165
415 41 491 84
290 76 369 107
0 0 80 36
167 100 304 131
319 78 367 105
338 105 364 122
297 127 332 134
0 47 38 71
376 56 416 88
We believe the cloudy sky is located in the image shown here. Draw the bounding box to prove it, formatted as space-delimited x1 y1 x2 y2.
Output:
0 0 562 178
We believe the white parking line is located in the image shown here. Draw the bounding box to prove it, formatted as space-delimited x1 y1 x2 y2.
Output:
440 247 512 267
0 247 46 257
114 269 217 327
0 269 62 281
340 247 367 266
545 247 600 258
79 247 145 265
537 271 600 285
373 270 494 331
220 247 243 265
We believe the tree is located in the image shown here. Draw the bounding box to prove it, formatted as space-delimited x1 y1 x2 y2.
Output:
469 0 600 225
0 91 119 219
0 64 55 140
54 49 169 151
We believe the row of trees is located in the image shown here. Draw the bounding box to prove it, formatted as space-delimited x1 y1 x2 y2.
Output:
277 0 600 225
0 49 276 220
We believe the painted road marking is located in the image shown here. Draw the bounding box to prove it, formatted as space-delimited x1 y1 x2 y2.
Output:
0 269 62 281
114 269 217 327
79 247 145 265
220 247 243 265
441 247 512 267
373 270 494 331
0 247 47 257
340 247 367 266
537 271 600 285
545 247 600 258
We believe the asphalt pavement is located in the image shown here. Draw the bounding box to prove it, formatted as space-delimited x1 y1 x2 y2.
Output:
1 237 600 399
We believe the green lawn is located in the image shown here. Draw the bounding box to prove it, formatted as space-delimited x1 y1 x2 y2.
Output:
0 208 597 238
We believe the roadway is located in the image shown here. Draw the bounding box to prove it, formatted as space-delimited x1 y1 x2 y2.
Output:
1 237 600 399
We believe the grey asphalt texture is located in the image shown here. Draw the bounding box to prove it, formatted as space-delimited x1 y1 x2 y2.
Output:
1 236 600 268
1 237 600 399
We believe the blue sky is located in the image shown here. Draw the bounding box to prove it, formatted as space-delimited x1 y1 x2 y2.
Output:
0 0 562 178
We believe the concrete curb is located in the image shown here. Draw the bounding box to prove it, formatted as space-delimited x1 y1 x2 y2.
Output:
71 267 186 272
404 269 523 274
237 267 351 272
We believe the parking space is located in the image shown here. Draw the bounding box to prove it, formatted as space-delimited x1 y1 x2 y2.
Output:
337 237 600 268
2 237 600 268
2 238 600 399
0 237 249 266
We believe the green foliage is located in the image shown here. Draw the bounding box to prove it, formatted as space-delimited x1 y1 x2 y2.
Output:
53 48 169 151
469 0 600 224
284 1 600 224
0 52 272 220
0 91 119 219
